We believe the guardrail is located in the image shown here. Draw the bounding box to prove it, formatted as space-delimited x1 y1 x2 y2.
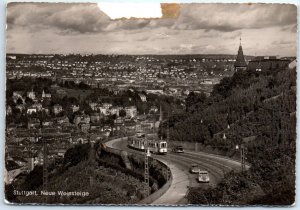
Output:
104 137 173 204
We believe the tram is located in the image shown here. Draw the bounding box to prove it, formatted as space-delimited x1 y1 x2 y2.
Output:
128 133 167 154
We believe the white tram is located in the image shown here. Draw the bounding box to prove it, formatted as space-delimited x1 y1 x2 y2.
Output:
128 133 167 154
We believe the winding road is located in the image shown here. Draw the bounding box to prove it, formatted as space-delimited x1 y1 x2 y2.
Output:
106 138 248 205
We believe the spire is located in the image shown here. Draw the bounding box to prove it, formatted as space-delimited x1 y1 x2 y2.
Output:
234 37 247 71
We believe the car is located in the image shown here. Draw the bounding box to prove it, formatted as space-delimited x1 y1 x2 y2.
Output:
189 164 201 174
173 145 184 153
198 170 210 183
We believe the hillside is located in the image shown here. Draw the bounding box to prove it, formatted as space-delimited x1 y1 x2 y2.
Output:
160 62 296 205
6 142 170 204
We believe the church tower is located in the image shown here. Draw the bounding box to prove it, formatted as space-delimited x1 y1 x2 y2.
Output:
234 38 247 72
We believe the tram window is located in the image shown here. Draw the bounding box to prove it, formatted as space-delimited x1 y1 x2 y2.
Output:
160 143 167 148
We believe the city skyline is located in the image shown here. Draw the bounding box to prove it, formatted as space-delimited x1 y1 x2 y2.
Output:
6 3 297 56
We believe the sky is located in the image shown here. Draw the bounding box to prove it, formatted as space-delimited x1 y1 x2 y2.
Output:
6 3 297 56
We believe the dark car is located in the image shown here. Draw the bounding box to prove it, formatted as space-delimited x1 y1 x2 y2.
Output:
189 164 201 174
173 145 184 153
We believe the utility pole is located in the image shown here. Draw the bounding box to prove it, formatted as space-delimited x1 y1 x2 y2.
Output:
240 144 246 172
144 121 153 197
167 110 170 147
42 135 48 203
159 103 163 122
144 146 150 197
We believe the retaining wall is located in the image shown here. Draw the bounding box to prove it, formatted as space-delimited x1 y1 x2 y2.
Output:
137 160 173 204
169 140 240 160
104 138 173 204
168 140 202 152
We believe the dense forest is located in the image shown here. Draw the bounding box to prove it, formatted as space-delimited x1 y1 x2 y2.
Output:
160 61 296 205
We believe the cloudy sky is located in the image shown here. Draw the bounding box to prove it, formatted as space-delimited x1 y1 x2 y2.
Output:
6 3 297 56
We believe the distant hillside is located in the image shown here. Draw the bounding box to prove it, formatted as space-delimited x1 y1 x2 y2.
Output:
6 53 254 61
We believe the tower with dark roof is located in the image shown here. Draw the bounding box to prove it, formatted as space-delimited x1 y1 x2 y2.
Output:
234 38 247 72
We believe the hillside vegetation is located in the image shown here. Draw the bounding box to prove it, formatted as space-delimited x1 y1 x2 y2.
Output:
160 63 296 205
8 142 168 204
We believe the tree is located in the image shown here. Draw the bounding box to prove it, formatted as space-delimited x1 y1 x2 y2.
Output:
23 166 43 190
119 109 126 118
63 144 91 167
212 77 232 98
25 97 33 106
16 98 23 105
185 92 207 112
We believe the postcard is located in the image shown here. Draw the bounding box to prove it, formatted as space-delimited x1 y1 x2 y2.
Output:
5 1 297 206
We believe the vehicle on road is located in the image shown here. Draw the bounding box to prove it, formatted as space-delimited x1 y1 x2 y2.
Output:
189 164 201 173
198 171 210 183
172 145 184 153
136 131 145 138
128 135 167 154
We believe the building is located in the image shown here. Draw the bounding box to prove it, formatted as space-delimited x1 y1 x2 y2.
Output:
6 106 12 115
42 90 51 99
56 149 67 158
149 106 158 114
79 123 90 133
90 123 102 130
89 102 98 111
27 106 37 115
42 121 54 127
27 118 40 129
90 112 102 123
102 103 113 109
98 106 108 116
124 120 136 130
16 104 26 112
32 103 43 111
74 114 90 126
54 116 70 125
247 56 290 72
53 104 63 115
27 89 36 100
12 91 25 103
138 93 147 102
141 120 155 130
25 157 35 171
71 104 80 113
114 117 124 130
234 38 247 72
109 106 122 116
125 106 137 118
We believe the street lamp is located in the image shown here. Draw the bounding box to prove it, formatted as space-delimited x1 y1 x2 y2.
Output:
146 147 151 157
144 144 150 197
235 144 246 172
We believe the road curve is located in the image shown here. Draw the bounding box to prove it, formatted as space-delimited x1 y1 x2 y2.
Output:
151 157 189 204
105 138 190 204
105 138 245 205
